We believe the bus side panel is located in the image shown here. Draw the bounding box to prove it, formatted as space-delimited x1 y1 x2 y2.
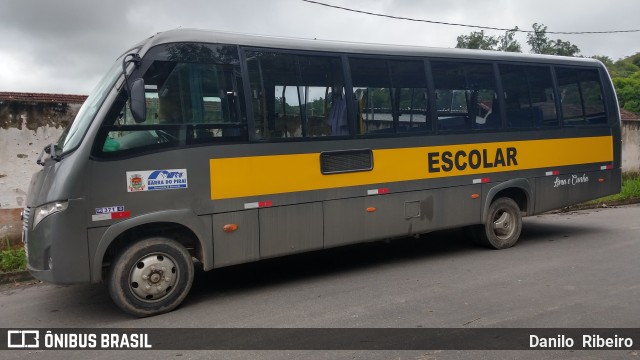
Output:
534 169 620 214
212 210 260 268
323 185 481 248
259 203 324 259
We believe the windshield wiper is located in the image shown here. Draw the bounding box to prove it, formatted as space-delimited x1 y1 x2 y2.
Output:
36 143 62 166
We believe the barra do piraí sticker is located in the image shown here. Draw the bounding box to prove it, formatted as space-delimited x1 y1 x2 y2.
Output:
126 169 188 192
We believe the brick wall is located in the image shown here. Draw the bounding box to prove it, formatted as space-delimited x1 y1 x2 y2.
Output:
0 93 86 247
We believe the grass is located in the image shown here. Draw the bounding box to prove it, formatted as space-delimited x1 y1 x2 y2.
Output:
0 236 26 273
0 248 26 273
589 172 640 204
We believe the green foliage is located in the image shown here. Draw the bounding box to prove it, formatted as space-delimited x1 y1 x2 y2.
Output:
594 52 640 115
0 248 26 273
592 55 614 67
455 23 579 56
552 40 580 57
624 53 640 68
609 61 640 78
526 23 580 56
527 23 551 54
591 173 640 203
613 76 640 114
605 53 640 78
497 28 522 53
456 29 522 53
620 175 640 200
456 30 498 50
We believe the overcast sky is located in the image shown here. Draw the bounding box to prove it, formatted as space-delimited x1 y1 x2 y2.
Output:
1 0 638 95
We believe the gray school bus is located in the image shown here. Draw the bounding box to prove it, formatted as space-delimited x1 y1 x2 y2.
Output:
23 29 621 316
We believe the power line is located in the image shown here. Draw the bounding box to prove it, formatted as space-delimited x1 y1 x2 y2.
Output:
302 0 640 35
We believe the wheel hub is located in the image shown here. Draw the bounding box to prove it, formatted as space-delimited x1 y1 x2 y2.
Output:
493 211 515 239
129 253 178 302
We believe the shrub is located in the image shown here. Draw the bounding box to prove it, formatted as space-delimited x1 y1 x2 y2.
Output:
0 248 26 273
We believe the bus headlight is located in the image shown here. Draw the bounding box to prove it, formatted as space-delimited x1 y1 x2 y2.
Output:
33 201 68 229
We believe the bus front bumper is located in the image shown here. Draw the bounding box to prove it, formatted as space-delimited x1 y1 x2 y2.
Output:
24 199 91 285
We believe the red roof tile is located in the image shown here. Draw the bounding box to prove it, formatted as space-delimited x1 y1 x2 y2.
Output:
0 92 87 104
620 108 640 121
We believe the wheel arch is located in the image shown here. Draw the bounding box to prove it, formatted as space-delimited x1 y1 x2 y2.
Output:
90 209 212 283
482 178 533 223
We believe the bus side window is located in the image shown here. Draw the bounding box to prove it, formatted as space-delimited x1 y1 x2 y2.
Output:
579 70 607 124
500 64 558 128
556 67 606 126
348 58 431 135
432 61 499 131
389 60 431 133
298 56 346 137
527 66 558 127
247 51 347 140
350 58 393 134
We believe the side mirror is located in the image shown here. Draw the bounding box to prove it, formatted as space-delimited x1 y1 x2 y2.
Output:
130 78 146 123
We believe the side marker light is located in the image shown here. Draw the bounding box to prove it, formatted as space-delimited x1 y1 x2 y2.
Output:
223 224 238 233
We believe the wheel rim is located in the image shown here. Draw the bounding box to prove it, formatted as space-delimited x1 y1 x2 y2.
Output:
492 210 515 240
128 252 179 303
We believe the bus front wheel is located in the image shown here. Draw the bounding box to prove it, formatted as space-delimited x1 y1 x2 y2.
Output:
108 237 194 317
474 197 522 249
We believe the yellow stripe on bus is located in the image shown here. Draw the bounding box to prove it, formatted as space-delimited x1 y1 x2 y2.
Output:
209 136 613 200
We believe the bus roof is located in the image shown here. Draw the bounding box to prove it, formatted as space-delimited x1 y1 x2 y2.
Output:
135 28 602 67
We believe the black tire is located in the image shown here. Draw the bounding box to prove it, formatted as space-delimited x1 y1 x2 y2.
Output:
108 237 194 317
474 197 522 249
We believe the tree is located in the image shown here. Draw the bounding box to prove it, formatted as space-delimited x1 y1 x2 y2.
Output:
552 39 580 57
526 23 580 56
592 55 614 67
456 30 498 50
527 23 552 54
456 28 522 52
595 53 640 115
611 56 640 78
613 73 640 114
497 28 522 53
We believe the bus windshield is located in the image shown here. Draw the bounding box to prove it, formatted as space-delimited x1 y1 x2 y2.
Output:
56 58 123 154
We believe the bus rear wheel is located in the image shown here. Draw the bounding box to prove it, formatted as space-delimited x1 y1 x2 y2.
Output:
108 237 194 317
474 197 522 249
